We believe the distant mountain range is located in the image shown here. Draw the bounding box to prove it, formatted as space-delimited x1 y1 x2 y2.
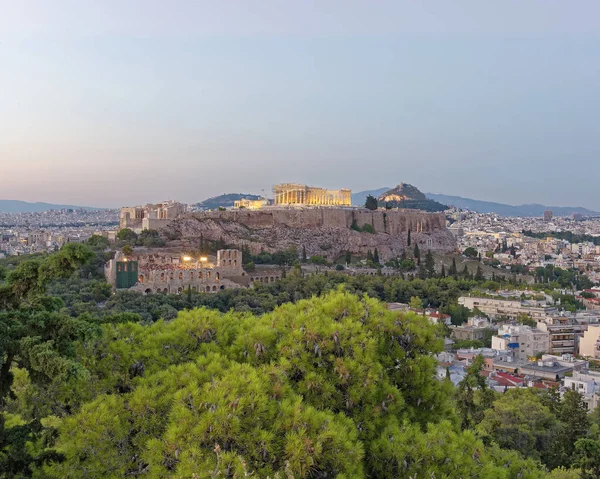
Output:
352 189 599 217
425 193 599 217
6 190 595 217
0 200 100 213
352 188 390 207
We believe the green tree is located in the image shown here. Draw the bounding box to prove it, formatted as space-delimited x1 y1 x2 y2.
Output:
122 244 133 256
462 264 469 278
463 247 478 259
373 248 380 264
449 257 458 276
308 255 327 266
413 244 420 264
365 194 378 211
475 264 484 281
116 228 137 243
301 245 307 263
456 354 495 430
575 438 600 479
40 291 470 478
478 388 561 467
424 250 435 278
407 229 411 246
87 234 110 249
558 390 590 465
0 244 97 476
409 296 423 310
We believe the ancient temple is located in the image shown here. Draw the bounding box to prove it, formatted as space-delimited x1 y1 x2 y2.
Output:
273 183 351 206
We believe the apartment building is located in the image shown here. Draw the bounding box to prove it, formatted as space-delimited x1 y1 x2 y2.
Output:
579 325 600 359
458 296 557 320
491 324 550 361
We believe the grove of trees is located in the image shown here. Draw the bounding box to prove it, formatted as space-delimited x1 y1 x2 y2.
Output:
2 243 600 477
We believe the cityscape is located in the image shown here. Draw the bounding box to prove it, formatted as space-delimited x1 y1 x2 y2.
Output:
3 2 600 478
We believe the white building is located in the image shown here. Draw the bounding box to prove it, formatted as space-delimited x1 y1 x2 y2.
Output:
564 371 600 410
579 324 600 359
491 324 550 362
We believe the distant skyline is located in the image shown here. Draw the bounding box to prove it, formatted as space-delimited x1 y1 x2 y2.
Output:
2 1 600 209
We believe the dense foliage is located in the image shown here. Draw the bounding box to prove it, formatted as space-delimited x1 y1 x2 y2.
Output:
2 244 600 477
48 270 510 323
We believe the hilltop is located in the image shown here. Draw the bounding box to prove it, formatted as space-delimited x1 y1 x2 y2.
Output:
167 208 455 261
377 184 448 212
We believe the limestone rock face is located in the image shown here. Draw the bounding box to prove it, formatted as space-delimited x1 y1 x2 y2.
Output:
378 183 429 203
164 209 456 261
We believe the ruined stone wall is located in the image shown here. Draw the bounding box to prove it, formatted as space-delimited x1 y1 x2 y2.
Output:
143 218 175 231
192 208 445 235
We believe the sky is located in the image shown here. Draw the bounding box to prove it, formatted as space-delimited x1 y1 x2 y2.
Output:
1 1 599 209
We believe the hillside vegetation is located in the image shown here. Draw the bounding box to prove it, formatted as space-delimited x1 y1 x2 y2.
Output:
1 244 599 478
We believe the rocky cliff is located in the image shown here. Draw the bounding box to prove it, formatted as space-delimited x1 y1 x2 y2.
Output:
378 184 447 212
165 208 456 261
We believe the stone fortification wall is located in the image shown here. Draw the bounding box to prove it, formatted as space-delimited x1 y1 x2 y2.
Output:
195 208 445 234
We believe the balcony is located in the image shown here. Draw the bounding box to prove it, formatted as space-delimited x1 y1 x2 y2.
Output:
551 340 574 347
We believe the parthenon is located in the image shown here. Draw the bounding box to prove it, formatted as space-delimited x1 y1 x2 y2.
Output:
273 183 352 206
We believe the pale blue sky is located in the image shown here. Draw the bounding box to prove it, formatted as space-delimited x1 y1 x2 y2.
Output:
1 1 599 208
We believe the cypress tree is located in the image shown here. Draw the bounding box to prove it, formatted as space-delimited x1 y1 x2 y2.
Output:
413 244 420 262
407 229 411 246
475 264 484 281
345 251 352 265
425 250 435 278
373 248 380 264
449 257 458 276
440 264 446 278
302 245 307 263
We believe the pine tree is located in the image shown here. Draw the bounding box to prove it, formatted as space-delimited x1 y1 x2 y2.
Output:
456 354 494 430
365 194 378 211
559 390 590 463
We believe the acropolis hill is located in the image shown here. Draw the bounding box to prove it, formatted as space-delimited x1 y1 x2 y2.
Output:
167 207 456 261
